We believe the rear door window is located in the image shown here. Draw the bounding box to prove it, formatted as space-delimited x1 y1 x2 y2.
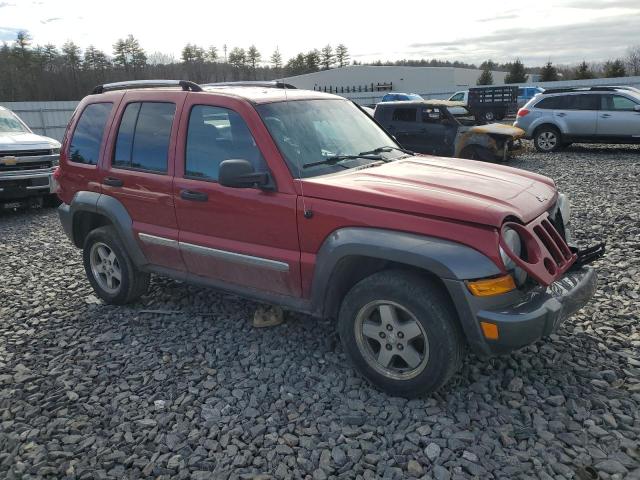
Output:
113 102 175 173
392 108 418 122
535 96 567 109
565 94 600 110
69 103 113 165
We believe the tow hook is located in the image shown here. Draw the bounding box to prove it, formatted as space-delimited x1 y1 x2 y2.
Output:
570 242 606 269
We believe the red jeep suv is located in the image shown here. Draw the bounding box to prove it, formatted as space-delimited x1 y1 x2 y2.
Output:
57 80 601 396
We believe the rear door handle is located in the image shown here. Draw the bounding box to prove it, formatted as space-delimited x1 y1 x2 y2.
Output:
103 177 124 187
180 189 208 202
601 114 611 118
556 112 567 117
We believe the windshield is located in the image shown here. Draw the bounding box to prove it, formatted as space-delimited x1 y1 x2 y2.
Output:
0 109 30 133
257 99 405 178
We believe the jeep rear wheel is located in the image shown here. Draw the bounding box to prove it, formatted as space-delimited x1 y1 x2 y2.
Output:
338 270 464 397
534 126 561 152
83 226 149 304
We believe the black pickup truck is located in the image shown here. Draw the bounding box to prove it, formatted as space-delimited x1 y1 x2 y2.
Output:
448 86 519 123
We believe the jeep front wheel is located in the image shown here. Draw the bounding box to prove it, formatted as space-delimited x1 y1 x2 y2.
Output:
83 226 149 304
338 270 464 397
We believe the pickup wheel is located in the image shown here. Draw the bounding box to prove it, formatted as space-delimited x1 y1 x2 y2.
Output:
83 226 150 305
534 126 562 152
338 270 464 397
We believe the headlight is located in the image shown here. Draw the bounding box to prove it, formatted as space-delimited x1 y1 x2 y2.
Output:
500 226 527 286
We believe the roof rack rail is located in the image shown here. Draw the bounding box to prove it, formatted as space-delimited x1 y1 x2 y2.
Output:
541 86 620 95
91 80 202 95
203 81 297 89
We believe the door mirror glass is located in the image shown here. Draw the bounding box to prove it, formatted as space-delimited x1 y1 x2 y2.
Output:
219 159 272 190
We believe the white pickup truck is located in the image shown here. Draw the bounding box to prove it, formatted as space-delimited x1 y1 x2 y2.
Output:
0 106 61 209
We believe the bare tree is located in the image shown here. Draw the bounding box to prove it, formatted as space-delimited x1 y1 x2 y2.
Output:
625 45 640 76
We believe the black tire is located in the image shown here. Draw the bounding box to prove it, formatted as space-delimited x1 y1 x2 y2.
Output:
82 226 149 305
534 126 562 152
46 194 62 208
338 270 464 397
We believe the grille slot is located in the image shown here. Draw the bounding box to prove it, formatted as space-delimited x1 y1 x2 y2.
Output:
534 218 573 272
0 149 51 157
0 161 52 172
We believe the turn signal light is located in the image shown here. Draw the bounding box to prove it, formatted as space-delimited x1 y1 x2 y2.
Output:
467 274 516 297
517 108 530 117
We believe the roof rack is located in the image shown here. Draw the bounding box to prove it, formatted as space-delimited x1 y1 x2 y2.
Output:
203 81 297 89
541 86 621 95
91 80 202 95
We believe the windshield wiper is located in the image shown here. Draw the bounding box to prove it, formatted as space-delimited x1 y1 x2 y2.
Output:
359 146 415 156
303 154 382 169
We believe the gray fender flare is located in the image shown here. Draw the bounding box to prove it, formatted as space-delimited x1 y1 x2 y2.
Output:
61 191 148 266
310 227 500 317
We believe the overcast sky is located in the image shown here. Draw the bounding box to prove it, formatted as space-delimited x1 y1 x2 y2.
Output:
1 0 639 66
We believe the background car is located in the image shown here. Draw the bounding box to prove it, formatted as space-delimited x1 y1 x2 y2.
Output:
517 86 545 107
514 86 640 152
380 92 423 102
374 100 524 161
0 106 60 209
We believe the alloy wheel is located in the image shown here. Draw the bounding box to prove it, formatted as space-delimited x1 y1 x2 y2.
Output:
354 300 430 380
538 131 558 151
89 242 122 294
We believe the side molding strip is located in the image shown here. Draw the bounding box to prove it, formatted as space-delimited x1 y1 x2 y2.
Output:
138 233 179 248
136 232 289 273
180 241 290 272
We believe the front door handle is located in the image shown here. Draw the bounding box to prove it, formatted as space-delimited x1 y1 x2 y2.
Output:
180 189 208 202
556 112 567 117
601 113 611 118
103 176 124 187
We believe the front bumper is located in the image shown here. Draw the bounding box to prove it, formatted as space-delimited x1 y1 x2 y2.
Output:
0 168 57 200
445 267 597 356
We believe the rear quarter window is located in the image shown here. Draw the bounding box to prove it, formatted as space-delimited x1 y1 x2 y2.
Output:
391 108 417 122
69 103 113 165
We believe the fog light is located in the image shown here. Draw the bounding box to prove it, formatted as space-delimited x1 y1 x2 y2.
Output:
467 274 516 297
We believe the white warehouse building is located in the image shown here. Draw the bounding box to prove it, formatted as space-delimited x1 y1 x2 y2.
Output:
282 65 509 104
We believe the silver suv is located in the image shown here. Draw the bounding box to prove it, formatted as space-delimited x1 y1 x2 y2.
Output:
513 86 640 152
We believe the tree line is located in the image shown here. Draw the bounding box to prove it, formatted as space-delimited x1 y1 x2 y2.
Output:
1 30 639 101
475 48 640 85
0 31 352 101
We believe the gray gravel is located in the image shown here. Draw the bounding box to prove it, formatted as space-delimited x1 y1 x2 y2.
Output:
1 143 640 480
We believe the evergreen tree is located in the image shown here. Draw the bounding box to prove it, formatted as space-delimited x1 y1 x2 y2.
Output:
575 61 593 79
320 44 334 70
539 61 559 81
247 45 261 76
479 59 497 71
112 38 129 69
335 44 349 68
228 47 246 68
504 59 527 83
61 41 82 71
305 49 320 72
207 46 218 62
41 44 59 71
604 59 626 78
476 68 493 85
83 45 109 70
270 48 282 70
285 53 307 75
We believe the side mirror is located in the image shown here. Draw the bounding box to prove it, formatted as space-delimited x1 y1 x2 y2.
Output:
634 104 640 112
219 159 273 190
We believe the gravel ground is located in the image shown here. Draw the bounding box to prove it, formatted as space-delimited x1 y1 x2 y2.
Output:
1 143 639 480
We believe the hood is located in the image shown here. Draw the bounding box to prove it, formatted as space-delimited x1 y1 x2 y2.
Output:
0 132 60 151
301 156 557 227
468 123 524 137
